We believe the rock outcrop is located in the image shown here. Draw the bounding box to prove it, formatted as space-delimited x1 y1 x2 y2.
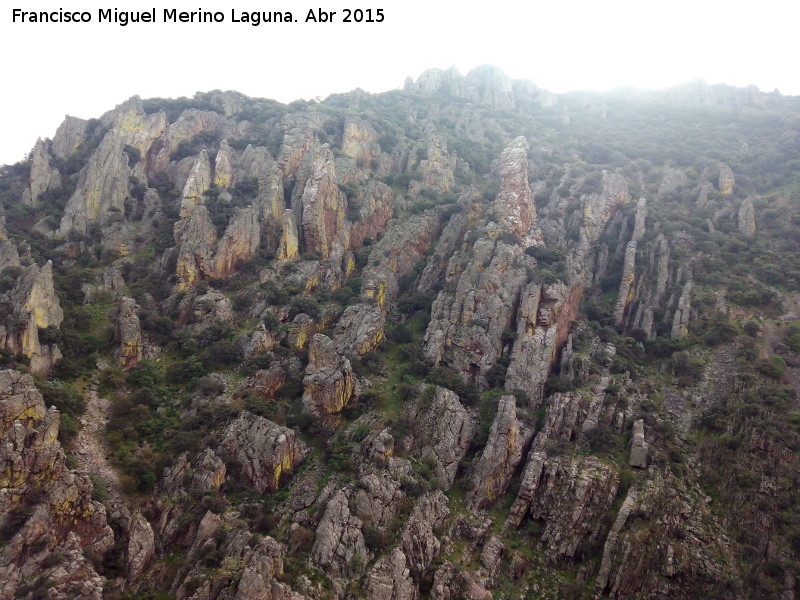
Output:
0 370 114 600
312 490 368 577
114 296 142 369
59 127 131 236
277 209 300 261
29 138 59 207
333 302 385 356
347 180 395 250
506 452 619 564
363 548 418 600
342 116 381 165
218 411 309 493
51 115 88 160
424 224 533 387
671 279 692 338
738 196 756 237
0 261 64 373
504 282 581 404
718 162 735 195
0 217 21 271
493 136 541 246
405 386 475 489
213 139 234 187
628 419 648 468
207 206 261 278
471 396 532 506
302 334 357 422
298 145 348 260
179 150 212 218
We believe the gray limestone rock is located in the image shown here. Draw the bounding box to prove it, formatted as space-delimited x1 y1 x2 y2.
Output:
333 302 385 356
406 386 474 489
302 334 357 421
738 196 756 237
493 136 541 246
114 296 142 370
125 511 155 581
471 396 532 506
629 419 648 468
59 128 131 236
311 490 368 577
363 548 418 600
218 411 309 493
51 115 89 160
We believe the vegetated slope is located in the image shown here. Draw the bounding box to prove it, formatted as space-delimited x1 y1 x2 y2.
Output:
1 65 800 600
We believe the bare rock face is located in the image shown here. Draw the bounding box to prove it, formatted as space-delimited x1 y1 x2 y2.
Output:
629 419 648 468
102 96 168 160
362 211 443 310
277 115 320 178
277 209 300 261
493 136 541 246
207 206 261 279
363 548 418 600
10 261 63 329
180 291 234 329
478 536 504 582
504 282 580 404
114 296 142 370
418 130 456 192
240 365 286 401
236 147 285 226
342 116 381 165
333 210 442 357
671 279 692 338
147 108 224 175
51 115 89 160
632 197 647 242
29 137 59 207
595 473 737 598
299 145 348 260
240 322 276 357
505 452 619 564
302 334 357 421
406 386 474 489
349 467 405 529
312 490 368 577
0 370 114 600
213 139 235 187
573 172 630 283
418 189 483 293
738 196 756 237
613 241 638 326
218 411 309 493
59 128 131 236
0 216 21 271
180 150 212 218
463 64 515 109
347 180 395 250
470 396 532 506
424 225 532 386
189 448 227 493
173 205 217 291
333 302 385 356
0 261 64 373
400 491 449 577
718 162 735 195
126 511 155 581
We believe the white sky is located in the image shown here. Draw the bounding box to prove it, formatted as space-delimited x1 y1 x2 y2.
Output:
1 0 796 165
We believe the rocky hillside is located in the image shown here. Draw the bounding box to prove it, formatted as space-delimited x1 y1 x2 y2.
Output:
1 65 800 600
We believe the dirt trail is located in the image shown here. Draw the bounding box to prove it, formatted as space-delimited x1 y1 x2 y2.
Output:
74 386 122 498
